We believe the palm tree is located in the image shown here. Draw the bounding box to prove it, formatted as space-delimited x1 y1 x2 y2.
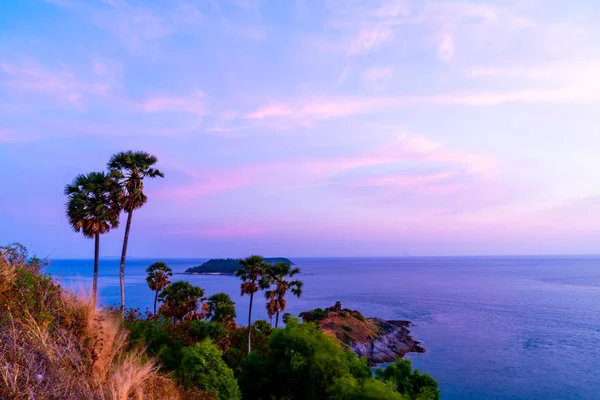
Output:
264 262 303 328
158 280 205 321
146 261 173 315
107 151 164 314
235 255 268 353
64 172 120 307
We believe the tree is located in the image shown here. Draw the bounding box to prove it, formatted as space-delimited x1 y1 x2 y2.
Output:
107 150 164 314
64 172 120 306
375 359 440 400
234 255 268 354
207 293 237 326
263 262 303 328
146 261 173 315
158 281 205 321
178 340 241 400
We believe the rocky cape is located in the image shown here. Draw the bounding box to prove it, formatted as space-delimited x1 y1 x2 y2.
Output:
300 302 425 365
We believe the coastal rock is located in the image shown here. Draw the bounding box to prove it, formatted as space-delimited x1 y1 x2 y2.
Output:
300 302 424 365
348 318 425 364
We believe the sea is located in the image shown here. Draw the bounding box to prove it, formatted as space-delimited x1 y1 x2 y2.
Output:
46 256 600 400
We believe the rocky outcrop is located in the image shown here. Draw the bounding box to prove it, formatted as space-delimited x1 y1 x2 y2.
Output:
348 318 425 364
300 302 425 365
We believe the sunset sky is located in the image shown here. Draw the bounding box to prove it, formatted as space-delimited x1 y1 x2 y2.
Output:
1 0 599 258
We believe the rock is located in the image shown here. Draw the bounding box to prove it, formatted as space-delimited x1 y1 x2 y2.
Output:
347 318 425 364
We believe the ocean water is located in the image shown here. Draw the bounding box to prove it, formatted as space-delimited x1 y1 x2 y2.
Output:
47 256 600 400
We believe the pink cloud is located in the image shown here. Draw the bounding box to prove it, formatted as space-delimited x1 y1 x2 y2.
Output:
167 224 272 238
0 61 113 109
158 132 497 205
143 91 206 114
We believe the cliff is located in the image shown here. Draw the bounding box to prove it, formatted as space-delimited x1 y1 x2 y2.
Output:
184 258 295 275
301 302 425 364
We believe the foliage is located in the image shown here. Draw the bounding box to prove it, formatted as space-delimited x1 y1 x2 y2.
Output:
146 261 173 314
146 261 173 292
376 359 440 400
262 262 303 327
178 340 241 400
328 376 406 400
235 255 270 353
159 281 206 321
0 244 182 399
107 150 164 213
207 293 237 326
64 172 121 239
238 317 362 399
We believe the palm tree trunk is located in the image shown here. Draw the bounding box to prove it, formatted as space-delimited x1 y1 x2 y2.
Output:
119 210 133 314
248 291 254 354
92 234 100 308
153 290 158 315
275 311 280 328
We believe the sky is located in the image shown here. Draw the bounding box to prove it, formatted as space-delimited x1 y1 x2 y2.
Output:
1 0 599 258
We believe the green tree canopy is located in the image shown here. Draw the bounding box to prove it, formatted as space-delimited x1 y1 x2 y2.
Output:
158 281 205 321
207 292 237 326
178 340 241 400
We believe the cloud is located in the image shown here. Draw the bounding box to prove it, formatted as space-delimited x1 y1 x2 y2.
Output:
437 33 455 61
158 132 497 208
167 224 272 238
0 61 114 109
362 67 394 90
143 91 206 115
349 24 394 54
242 78 600 126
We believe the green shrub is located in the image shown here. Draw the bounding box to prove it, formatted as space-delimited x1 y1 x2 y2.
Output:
376 359 440 400
178 340 241 400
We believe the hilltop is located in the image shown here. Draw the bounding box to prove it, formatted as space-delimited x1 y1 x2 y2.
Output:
300 302 425 364
184 258 295 275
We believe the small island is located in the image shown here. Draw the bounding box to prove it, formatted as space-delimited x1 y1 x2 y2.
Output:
300 301 425 364
184 257 295 275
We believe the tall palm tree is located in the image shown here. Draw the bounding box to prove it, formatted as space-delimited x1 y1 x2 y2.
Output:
235 255 268 354
64 172 120 307
264 262 303 328
108 151 164 314
146 261 173 315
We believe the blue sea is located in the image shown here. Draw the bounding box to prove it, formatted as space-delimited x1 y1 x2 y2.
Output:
47 256 600 400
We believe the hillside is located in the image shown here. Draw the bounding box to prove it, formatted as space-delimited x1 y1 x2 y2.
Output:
300 302 425 364
184 257 295 275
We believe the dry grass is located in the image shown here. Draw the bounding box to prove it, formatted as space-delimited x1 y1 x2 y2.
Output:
0 244 193 400
320 311 380 345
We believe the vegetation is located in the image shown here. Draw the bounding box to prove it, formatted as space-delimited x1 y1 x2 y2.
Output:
207 293 237 327
262 262 303 328
0 244 198 399
64 172 120 306
108 150 164 314
159 281 206 321
234 255 270 353
146 261 173 315
186 258 295 275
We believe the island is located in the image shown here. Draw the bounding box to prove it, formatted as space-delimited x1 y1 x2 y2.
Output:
300 301 425 364
184 257 295 275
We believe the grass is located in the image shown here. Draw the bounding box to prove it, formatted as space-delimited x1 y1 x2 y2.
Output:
0 244 212 399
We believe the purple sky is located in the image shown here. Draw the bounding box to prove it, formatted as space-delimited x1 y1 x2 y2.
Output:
1 0 599 258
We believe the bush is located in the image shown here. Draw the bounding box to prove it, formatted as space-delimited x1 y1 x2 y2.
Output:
238 317 366 399
178 340 241 400
376 359 440 400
